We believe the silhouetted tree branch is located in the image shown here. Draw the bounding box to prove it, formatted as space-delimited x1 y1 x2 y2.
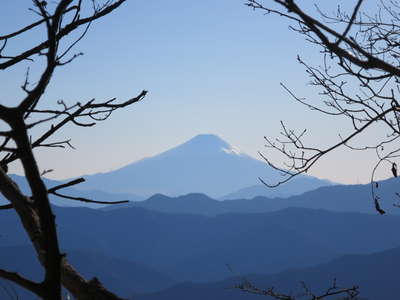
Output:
247 0 400 214
48 178 129 204
0 1 146 299
236 278 360 300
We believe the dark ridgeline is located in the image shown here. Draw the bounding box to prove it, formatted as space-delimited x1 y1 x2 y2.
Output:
4 173 400 214
135 247 400 300
1 205 400 299
110 176 400 216
0 246 175 299
2 167 400 299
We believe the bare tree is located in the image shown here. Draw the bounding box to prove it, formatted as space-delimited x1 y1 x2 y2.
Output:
0 1 147 299
236 279 360 300
246 0 400 214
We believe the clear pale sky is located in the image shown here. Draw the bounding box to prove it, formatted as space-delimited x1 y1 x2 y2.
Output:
1 1 386 184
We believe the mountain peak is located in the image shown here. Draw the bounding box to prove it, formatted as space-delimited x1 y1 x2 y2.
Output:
184 134 229 149
80 133 332 198
157 134 235 160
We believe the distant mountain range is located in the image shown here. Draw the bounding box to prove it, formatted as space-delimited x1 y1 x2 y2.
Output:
4 167 400 215
2 206 400 284
220 176 333 200
74 134 332 198
136 246 400 300
106 175 400 215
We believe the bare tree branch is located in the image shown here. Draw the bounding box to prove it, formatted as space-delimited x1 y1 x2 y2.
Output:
235 278 359 300
0 268 43 297
246 0 400 214
0 1 141 299
48 178 129 204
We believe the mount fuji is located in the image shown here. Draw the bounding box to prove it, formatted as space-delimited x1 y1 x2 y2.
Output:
77 134 332 198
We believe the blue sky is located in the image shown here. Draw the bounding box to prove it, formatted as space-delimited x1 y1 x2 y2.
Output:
1 1 385 184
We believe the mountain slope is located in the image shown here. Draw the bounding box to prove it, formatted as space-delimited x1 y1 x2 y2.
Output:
2 206 400 283
221 176 334 200
136 246 400 300
0 246 175 299
77 134 331 198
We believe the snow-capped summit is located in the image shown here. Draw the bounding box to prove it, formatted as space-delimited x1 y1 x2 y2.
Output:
78 134 331 198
